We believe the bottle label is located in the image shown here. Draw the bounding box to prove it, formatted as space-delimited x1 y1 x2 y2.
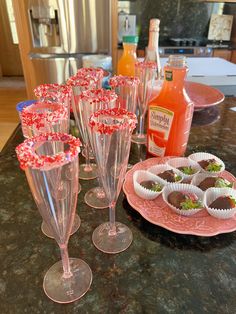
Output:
148 105 174 157
165 70 173 81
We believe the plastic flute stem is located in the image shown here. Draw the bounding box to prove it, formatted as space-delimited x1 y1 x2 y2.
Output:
84 143 92 172
108 202 117 236
60 244 72 279
96 176 106 198
139 114 144 136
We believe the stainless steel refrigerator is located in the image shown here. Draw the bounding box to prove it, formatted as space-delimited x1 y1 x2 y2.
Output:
27 0 111 85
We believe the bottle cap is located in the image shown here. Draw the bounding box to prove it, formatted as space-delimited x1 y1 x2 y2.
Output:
149 19 160 32
122 35 139 44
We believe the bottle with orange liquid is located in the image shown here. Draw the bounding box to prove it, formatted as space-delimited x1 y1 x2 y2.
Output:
117 35 138 76
147 55 194 157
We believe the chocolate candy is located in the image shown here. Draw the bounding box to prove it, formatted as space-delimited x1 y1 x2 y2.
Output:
158 170 181 182
168 191 186 208
140 180 163 192
209 196 236 210
198 177 218 191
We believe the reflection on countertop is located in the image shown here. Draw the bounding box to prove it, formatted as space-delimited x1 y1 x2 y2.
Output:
192 106 220 127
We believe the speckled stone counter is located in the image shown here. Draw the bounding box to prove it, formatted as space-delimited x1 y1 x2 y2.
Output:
0 99 236 313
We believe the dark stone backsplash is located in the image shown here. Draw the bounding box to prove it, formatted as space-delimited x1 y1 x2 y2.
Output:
128 0 235 45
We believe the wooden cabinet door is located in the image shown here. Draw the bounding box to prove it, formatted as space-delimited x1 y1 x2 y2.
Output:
213 49 232 61
230 50 236 64
0 0 23 76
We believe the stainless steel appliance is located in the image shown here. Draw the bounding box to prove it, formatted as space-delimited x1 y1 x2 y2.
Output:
158 38 213 57
27 0 111 85
159 46 213 57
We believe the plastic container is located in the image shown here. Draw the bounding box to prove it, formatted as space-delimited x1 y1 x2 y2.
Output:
82 54 112 71
16 100 37 138
147 55 194 157
117 35 138 77
16 100 36 117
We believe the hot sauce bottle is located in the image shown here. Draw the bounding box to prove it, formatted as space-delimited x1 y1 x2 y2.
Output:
147 55 194 157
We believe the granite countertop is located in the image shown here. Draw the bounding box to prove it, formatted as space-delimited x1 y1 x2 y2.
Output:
0 99 236 313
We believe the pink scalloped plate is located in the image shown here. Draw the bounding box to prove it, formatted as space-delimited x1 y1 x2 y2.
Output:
123 157 236 236
185 81 225 110
150 81 225 111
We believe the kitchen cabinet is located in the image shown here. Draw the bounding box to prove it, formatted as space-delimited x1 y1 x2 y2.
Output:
213 49 232 61
231 50 236 64
137 49 145 58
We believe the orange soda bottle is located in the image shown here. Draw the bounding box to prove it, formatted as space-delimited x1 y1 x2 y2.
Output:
147 55 194 157
117 35 138 76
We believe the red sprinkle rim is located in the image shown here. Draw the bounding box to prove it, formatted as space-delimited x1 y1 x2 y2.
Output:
75 67 104 80
135 61 157 70
16 133 81 170
67 75 96 87
89 108 137 135
79 88 117 104
34 84 72 102
21 102 68 129
109 75 140 87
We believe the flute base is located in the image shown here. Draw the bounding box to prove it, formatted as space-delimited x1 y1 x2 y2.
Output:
43 258 92 304
131 134 147 145
79 163 97 180
92 222 133 254
84 187 109 209
41 214 81 239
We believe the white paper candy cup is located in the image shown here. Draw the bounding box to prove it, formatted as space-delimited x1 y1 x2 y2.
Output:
133 170 167 200
147 164 183 183
204 187 236 219
188 152 225 175
167 157 200 182
162 183 204 216
191 173 234 191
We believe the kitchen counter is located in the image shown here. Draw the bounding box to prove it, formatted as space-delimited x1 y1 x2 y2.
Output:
1 98 236 313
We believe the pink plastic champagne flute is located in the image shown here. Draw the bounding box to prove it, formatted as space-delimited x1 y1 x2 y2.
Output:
21 102 80 238
34 83 81 193
34 83 72 118
79 89 118 209
109 75 140 169
109 75 140 113
34 83 81 192
89 108 137 254
67 74 99 179
131 61 157 145
15 133 92 303
73 67 104 160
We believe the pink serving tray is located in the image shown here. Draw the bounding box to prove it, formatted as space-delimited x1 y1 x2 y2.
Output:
123 157 236 236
